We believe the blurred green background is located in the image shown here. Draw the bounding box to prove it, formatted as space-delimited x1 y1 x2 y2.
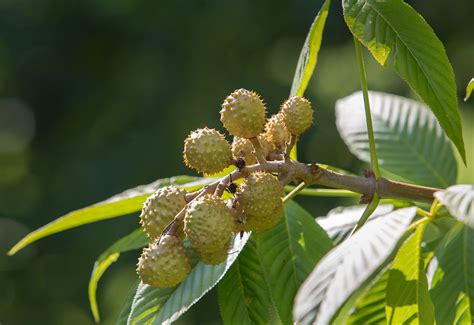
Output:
0 0 472 324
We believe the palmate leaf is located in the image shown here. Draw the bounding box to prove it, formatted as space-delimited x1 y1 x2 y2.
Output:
430 224 474 324
254 201 333 324
127 233 250 325
336 91 457 188
218 236 280 325
89 229 149 323
293 207 417 324
342 0 465 162
385 223 435 324
434 184 474 228
7 175 212 256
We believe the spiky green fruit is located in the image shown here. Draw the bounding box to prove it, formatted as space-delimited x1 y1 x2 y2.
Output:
184 194 234 254
137 235 191 288
183 127 232 174
281 96 313 135
263 113 290 150
231 136 272 165
242 203 284 232
198 239 231 265
140 186 187 239
237 172 284 231
220 89 266 138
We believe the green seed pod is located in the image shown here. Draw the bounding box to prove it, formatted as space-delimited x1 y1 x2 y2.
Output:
220 89 266 138
183 127 232 174
237 172 284 231
184 194 234 254
137 235 191 288
263 113 290 150
231 136 273 165
140 186 187 240
281 96 313 135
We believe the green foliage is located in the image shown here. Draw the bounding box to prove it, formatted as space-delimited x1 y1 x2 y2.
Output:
293 207 417 324
7 176 207 256
218 237 279 325
336 91 457 188
465 78 474 101
430 225 474 324
342 0 465 163
8 1 473 324
386 224 435 324
290 0 331 97
254 201 333 324
126 234 249 324
89 229 149 322
435 185 474 228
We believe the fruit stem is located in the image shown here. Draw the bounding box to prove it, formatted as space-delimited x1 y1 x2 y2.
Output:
249 137 267 163
285 134 297 161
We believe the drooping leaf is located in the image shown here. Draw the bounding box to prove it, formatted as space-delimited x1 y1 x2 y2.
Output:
317 204 394 244
464 78 474 102
430 224 474 324
89 229 149 322
342 0 465 162
290 0 331 97
434 184 474 228
336 91 457 188
293 207 417 324
7 175 211 256
254 200 333 324
127 233 250 325
218 236 280 325
386 223 435 324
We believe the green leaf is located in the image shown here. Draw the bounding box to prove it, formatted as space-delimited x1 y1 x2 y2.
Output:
386 223 435 324
434 184 474 229
430 225 474 324
117 282 140 325
218 236 280 325
255 200 333 324
7 175 210 256
336 91 457 188
342 0 465 162
89 229 149 323
318 204 394 244
293 207 417 324
290 0 331 97
347 271 389 325
464 78 474 102
127 233 250 324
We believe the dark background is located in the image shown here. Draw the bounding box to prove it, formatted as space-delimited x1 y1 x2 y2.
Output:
0 1 472 324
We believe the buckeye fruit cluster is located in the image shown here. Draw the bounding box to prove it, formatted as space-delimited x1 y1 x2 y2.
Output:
137 88 314 288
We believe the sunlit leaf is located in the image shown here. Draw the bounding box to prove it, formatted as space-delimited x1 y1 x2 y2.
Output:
293 207 417 324
89 229 149 322
127 233 250 325
464 78 474 102
7 175 210 256
336 91 457 188
255 201 333 324
290 0 331 97
430 225 474 324
434 184 474 228
386 223 435 324
342 0 465 162
317 204 394 244
218 236 280 325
